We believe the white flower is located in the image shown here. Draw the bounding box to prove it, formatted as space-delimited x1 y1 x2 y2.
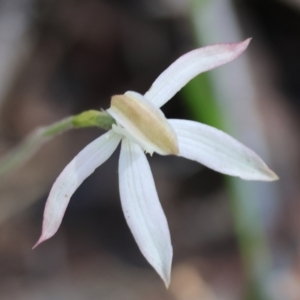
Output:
34 39 277 287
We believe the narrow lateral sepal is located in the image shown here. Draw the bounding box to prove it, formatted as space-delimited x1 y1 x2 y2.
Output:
145 39 251 108
169 119 278 181
33 130 121 248
119 139 173 286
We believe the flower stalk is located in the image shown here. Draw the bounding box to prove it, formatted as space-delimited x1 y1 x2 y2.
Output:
0 110 115 178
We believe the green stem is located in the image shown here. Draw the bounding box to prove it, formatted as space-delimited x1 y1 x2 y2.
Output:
71 110 115 130
0 130 45 177
42 117 73 137
181 75 223 129
184 1 272 298
227 179 271 300
0 110 115 178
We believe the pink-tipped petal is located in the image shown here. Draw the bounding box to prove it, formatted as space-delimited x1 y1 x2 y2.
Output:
144 39 251 108
169 119 278 181
119 139 173 287
33 130 121 248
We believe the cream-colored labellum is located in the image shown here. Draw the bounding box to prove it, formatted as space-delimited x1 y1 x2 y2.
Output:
107 93 179 156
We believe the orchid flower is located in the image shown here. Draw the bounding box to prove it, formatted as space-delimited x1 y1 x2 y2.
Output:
34 39 277 287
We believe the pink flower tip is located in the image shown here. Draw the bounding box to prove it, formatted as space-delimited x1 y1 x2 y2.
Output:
32 234 50 249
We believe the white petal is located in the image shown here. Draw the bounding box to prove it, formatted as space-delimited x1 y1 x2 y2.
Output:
169 119 278 181
119 139 172 286
144 39 251 108
34 130 121 247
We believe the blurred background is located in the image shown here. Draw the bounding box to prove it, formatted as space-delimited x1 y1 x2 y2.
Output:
0 0 299 299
